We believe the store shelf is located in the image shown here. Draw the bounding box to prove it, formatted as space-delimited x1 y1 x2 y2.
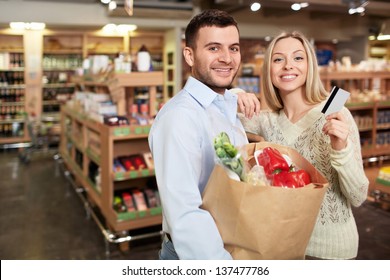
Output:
0 28 171 147
346 100 390 158
0 34 28 145
60 94 161 235
72 71 163 116
320 71 390 94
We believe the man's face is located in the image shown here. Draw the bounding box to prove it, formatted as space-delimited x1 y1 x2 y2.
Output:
184 26 241 94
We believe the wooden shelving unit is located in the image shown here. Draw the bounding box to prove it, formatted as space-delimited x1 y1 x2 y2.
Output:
60 106 162 234
0 33 29 145
59 72 164 244
347 100 390 158
72 71 163 116
317 70 390 159
320 70 390 94
0 27 172 147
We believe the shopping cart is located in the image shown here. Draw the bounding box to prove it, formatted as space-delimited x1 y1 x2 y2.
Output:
19 115 60 163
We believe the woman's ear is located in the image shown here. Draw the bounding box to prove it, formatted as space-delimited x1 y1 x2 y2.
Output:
183 46 194 67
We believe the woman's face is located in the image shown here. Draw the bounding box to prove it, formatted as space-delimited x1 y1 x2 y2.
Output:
183 25 241 94
270 37 308 96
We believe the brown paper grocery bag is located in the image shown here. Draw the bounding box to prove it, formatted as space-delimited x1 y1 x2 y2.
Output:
202 142 328 260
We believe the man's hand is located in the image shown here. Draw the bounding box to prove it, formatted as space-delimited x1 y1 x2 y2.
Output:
231 88 261 119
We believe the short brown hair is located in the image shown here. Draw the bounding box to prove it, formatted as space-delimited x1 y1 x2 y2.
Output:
185 9 239 49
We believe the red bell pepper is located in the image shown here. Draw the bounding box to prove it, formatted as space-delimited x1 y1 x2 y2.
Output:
272 169 311 188
257 147 290 178
256 146 311 188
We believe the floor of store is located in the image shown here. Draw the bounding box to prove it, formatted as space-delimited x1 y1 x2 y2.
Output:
0 148 389 260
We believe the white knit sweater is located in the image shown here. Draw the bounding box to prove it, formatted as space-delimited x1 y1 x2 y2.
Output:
239 101 369 259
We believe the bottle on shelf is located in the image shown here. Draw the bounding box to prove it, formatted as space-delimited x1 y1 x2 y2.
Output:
137 45 151 72
139 103 152 125
128 103 151 125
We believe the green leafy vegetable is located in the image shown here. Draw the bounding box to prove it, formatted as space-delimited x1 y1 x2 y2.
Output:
214 132 245 180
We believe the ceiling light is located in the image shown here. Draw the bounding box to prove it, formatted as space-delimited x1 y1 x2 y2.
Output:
108 1 117 10
117 24 137 33
28 22 46 30
347 0 367 15
377 34 390 40
291 2 309 11
9 22 26 30
102 23 116 32
291 3 301 11
356 6 365 13
250 2 261 12
10 22 45 30
100 0 111 4
102 24 137 34
300 2 309 8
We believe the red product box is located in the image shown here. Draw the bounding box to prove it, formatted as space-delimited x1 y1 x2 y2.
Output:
130 155 147 170
122 192 136 212
118 156 135 171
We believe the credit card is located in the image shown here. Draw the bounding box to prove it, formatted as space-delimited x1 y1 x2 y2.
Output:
321 86 350 116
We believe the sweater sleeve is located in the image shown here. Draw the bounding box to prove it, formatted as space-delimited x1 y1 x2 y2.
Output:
329 108 369 207
238 112 263 135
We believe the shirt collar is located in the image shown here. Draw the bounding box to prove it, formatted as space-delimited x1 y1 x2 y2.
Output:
184 76 224 108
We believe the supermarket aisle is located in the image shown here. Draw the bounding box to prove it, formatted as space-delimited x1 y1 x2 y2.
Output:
0 149 161 260
0 149 389 260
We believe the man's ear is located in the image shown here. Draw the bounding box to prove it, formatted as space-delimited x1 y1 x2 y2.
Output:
183 47 194 67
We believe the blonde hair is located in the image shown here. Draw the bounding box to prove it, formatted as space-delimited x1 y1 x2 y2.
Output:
261 31 328 111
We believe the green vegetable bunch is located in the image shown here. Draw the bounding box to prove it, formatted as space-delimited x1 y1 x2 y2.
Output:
214 132 245 181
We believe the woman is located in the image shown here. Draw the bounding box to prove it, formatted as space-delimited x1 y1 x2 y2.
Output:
239 31 369 259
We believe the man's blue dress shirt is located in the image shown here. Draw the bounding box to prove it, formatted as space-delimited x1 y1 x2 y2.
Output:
149 76 248 259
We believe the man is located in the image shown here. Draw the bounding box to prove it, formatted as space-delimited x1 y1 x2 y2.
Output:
149 9 259 260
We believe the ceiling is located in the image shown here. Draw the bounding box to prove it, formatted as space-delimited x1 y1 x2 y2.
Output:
17 0 390 19
1 0 389 40
206 0 390 18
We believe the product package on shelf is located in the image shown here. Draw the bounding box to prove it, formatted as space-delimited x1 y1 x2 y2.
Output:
143 188 158 208
104 115 129 126
132 189 148 211
69 91 129 124
143 152 154 169
113 154 153 181
128 103 152 126
90 101 117 115
122 192 136 212
117 154 147 171
202 140 329 260
377 166 390 186
113 158 126 173
113 187 162 221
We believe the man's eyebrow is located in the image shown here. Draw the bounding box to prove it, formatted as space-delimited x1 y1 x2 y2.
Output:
204 42 222 47
203 42 240 47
